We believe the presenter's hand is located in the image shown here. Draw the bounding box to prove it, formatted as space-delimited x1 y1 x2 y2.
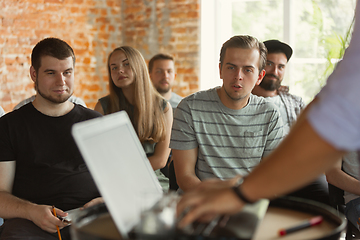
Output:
28 205 68 233
177 178 245 228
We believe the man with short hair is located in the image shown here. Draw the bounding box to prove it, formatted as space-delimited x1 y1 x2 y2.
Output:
252 39 304 132
170 35 284 192
149 54 183 190
252 40 329 205
149 53 183 112
0 38 102 239
176 0 360 227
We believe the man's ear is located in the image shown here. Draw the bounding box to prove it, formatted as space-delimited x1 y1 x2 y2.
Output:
256 69 266 85
29 66 36 83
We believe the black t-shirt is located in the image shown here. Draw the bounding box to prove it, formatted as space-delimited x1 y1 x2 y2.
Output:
0 103 102 211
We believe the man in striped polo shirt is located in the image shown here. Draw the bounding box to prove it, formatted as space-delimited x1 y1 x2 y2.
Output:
170 35 285 192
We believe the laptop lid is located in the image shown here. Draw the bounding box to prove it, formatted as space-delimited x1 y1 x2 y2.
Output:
71 111 163 239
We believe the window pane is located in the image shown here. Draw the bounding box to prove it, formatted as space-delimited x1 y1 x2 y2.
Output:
231 0 356 103
292 0 356 59
232 0 283 40
290 62 327 103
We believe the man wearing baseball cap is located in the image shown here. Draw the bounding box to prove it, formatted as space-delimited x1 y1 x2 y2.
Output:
252 39 329 205
252 40 303 132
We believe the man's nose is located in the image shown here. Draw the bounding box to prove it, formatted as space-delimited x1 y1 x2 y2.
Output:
274 67 280 76
56 74 66 85
236 69 243 80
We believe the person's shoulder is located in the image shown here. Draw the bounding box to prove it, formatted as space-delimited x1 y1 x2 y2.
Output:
170 92 183 106
99 95 110 101
250 94 270 105
0 106 5 117
177 89 209 108
69 95 87 107
177 88 220 113
249 94 280 111
278 89 305 109
13 95 36 110
183 87 217 101
1 103 32 122
171 92 183 101
278 86 303 101
98 95 110 105
74 104 102 118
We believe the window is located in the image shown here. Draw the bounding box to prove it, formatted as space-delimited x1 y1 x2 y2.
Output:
201 0 355 103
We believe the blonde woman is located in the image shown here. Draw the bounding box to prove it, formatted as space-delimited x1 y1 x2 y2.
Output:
94 46 173 192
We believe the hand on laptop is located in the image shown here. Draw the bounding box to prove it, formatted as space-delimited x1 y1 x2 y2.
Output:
176 177 245 228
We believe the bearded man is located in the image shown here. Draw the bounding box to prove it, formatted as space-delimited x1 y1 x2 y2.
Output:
252 39 305 132
252 39 329 206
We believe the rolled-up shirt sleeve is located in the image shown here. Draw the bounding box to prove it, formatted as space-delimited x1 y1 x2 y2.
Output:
308 0 360 151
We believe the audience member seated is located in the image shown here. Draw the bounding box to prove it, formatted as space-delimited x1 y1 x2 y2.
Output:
13 93 86 110
94 46 173 192
149 53 183 190
149 53 183 113
252 39 329 205
175 2 360 226
170 35 284 193
0 38 103 240
326 152 360 230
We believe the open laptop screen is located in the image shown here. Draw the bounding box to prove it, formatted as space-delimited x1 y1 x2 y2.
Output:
72 111 163 239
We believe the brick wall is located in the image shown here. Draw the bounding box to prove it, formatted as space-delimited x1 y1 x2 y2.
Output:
0 0 200 112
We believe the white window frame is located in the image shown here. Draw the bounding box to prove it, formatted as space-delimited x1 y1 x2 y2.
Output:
200 0 295 90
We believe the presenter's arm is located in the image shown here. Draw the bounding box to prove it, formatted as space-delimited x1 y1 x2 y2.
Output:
148 102 173 170
241 117 343 201
177 115 344 227
0 161 68 233
172 147 201 192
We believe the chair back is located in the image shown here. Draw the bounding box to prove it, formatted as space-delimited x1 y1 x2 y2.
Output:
328 183 345 214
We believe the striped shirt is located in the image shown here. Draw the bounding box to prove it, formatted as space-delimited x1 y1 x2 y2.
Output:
278 87 305 126
265 87 305 134
170 87 285 181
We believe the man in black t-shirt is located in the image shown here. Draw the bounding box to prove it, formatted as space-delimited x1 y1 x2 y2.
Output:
0 38 102 240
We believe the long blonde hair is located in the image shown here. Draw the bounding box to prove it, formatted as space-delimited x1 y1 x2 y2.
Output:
107 46 166 143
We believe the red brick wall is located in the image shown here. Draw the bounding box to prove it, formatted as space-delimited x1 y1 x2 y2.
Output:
0 0 200 112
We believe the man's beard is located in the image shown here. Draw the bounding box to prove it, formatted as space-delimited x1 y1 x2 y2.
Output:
259 74 282 91
155 81 171 94
36 80 72 104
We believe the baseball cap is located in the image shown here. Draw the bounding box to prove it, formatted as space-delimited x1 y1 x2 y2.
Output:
263 40 293 61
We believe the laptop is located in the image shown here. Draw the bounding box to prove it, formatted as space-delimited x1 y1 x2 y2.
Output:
71 111 163 239
71 110 269 240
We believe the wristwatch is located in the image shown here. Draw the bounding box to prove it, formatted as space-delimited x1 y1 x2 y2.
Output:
232 177 255 204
